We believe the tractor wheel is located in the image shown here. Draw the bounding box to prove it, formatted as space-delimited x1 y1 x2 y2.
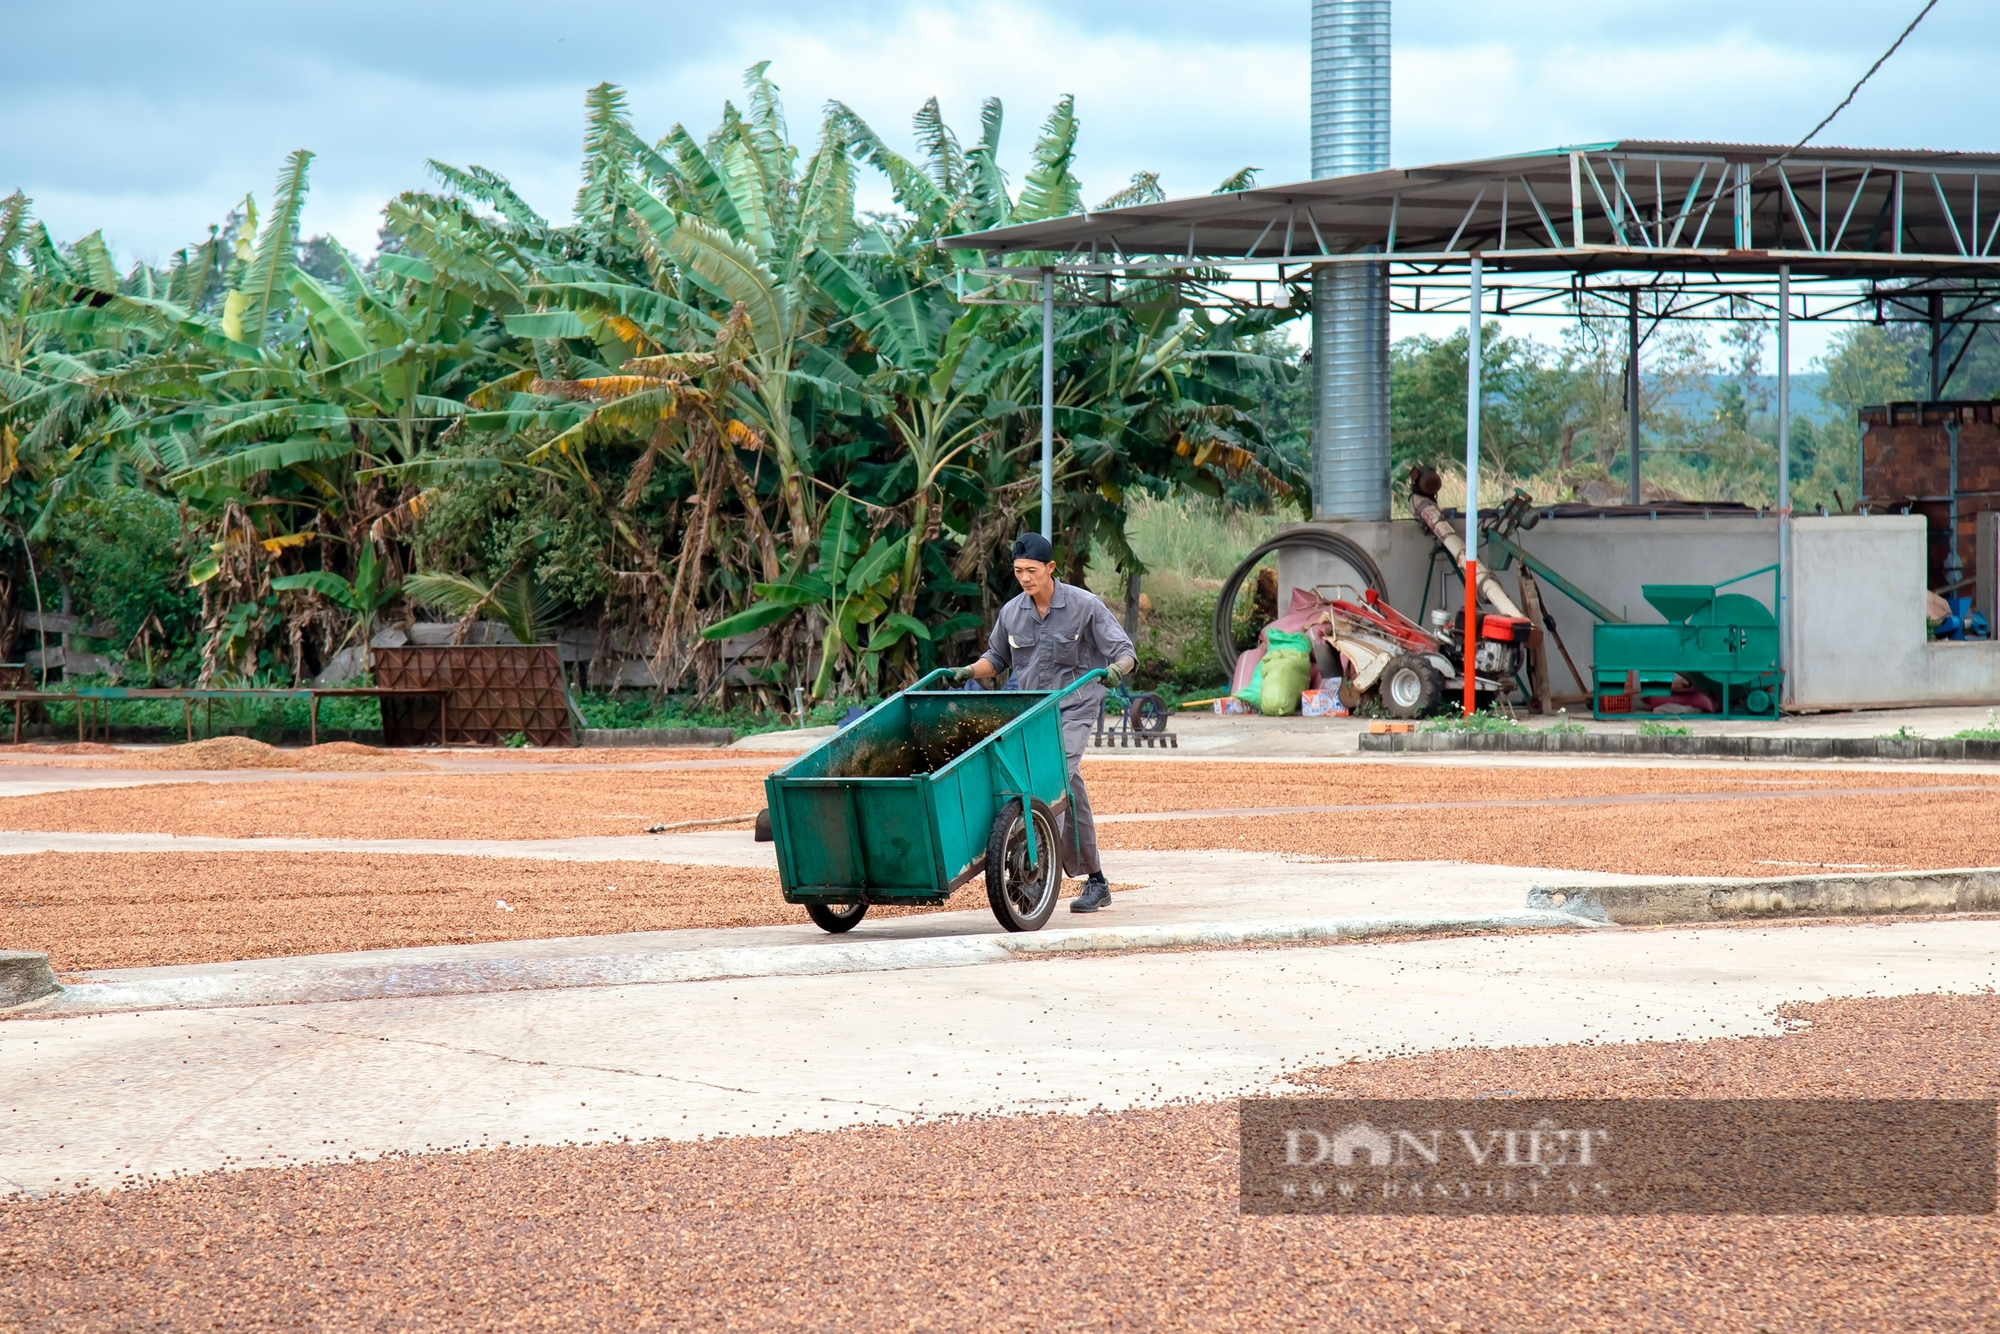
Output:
1381 653 1446 719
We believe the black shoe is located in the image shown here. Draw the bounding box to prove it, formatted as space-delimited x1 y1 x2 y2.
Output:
1070 876 1111 913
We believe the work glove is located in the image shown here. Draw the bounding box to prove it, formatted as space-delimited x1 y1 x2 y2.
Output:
950 664 978 681
1101 662 1124 688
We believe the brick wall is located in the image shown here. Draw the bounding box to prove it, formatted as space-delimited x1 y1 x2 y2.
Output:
1860 401 2000 590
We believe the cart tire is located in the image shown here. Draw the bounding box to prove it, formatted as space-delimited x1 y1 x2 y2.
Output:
1381 653 1446 718
1126 692 1169 734
753 809 773 842
985 798 1061 933
805 901 869 933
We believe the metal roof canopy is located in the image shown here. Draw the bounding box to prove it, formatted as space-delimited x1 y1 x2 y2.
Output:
940 141 2000 715
943 141 2000 280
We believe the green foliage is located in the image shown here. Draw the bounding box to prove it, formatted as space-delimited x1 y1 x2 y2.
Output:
1419 711 1528 733
1953 710 2000 741
41 489 202 673
404 569 564 646
1635 719 1690 736
1878 724 1925 740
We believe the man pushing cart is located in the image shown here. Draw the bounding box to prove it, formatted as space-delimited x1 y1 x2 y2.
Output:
952 533 1136 914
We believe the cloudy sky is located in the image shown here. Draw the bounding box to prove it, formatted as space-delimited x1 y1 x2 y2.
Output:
6 0 1993 355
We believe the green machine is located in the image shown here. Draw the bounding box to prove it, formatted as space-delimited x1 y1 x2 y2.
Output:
1592 565 1784 719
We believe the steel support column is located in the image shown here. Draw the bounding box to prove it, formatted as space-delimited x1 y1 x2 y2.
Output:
1930 291 1944 401
1777 265 1791 702
1040 269 1054 540
1463 253 1483 717
1628 291 1642 505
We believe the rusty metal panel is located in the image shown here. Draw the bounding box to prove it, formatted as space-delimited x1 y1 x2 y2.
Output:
372 645 574 748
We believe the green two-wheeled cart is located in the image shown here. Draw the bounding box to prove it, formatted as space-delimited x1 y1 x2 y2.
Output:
763 667 1105 934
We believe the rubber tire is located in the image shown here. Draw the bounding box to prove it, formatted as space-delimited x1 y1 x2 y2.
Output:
753 809 773 842
1126 692 1169 734
1213 530 1388 677
1381 653 1446 719
985 797 1062 933
805 901 869 933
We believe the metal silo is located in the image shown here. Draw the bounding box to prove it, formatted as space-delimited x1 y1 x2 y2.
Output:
1310 0 1390 521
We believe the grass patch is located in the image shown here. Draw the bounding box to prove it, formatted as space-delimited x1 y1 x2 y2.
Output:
1877 724 1926 740
4 682 384 740
1419 711 1529 734
1636 719 1691 736
1952 710 2000 741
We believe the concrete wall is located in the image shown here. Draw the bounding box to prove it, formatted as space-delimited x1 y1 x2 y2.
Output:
1277 514 2000 710
1788 515 2000 709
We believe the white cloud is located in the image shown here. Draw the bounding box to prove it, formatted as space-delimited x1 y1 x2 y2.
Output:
3 0 1994 273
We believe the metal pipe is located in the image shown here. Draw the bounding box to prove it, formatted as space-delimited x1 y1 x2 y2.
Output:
1480 531 1614 624
1628 291 1642 505
1309 0 1391 522
1777 265 1791 700
1040 269 1053 539
1410 493 1526 622
1947 418 1964 589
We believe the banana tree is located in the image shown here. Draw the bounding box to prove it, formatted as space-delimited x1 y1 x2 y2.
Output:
518 66 865 560
810 251 995 620
269 539 401 651
701 492 924 699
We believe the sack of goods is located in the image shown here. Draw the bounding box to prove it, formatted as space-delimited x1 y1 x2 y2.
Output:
1233 629 1317 717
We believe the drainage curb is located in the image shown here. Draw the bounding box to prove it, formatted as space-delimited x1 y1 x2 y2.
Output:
1528 866 2000 925
15 911 1595 1019
579 727 734 747
1362 732 2000 761
0 951 60 1008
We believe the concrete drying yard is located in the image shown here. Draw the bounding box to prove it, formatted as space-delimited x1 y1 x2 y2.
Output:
5 727 2000 1331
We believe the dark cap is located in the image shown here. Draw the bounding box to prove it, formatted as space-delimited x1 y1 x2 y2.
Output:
1010 532 1055 564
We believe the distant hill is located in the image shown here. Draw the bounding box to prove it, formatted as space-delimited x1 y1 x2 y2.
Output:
1654 373 1832 422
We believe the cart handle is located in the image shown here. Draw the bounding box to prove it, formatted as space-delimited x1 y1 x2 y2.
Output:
907 667 960 692
1048 667 1110 702
906 666 1109 698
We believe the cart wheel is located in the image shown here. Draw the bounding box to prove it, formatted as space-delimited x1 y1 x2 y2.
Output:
805 901 869 933
753 809 773 842
1125 692 1169 734
985 797 1061 932
1381 653 1446 718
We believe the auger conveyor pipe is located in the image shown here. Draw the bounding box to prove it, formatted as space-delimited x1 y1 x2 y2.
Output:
1409 492 1527 620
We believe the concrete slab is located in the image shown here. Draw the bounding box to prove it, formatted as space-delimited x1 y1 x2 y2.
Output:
1156 702 2000 760
7 918 1998 1196
22 852 1648 1015
0 829 776 867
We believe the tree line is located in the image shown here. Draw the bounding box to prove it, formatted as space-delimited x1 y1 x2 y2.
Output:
0 67 1303 705
4 64 1985 706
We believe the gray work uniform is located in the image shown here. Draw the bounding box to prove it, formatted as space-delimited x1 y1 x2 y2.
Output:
977 580 1135 877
